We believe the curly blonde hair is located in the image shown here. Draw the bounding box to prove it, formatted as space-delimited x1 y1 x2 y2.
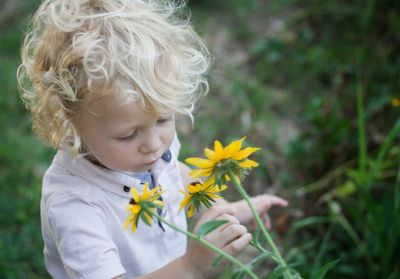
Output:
17 0 210 153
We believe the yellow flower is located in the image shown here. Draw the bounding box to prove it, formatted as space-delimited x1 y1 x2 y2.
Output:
391 98 400 107
179 179 227 217
185 137 260 184
123 182 164 233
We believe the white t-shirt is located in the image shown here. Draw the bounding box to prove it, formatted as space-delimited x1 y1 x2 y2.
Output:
41 136 187 279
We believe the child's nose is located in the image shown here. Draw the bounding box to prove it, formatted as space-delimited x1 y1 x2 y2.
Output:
139 129 161 154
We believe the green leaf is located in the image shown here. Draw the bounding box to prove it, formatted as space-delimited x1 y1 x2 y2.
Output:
248 253 270 269
212 255 224 267
289 216 331 235
140 211 153 226
232 270 247 279
219 265 234 279
333 180 356 198
250 226 262 247
199 195 213 208
196 220 228 237
312 259 340 279
264 265 302 279
386 272 400 279
264 265 288 279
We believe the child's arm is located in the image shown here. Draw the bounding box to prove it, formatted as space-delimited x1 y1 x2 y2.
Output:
113 205 251 279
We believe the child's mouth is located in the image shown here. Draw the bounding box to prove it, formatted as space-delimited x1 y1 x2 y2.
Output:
143 158 159 166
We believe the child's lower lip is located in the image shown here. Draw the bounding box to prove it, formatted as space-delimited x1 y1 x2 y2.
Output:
144 159 159 165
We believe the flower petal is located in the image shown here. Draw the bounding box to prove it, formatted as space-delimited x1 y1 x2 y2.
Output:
143 211 153 225
130 188 140 203
239 159 259 168
204 148 216 160
127 204 141 214
189 168 212 178
214 140 224 154
218 184 228 191
188 183 203 193
141 183 150 199
122 215 133 230
232 147 261 160
224 137 245 158
206 193 222 199
179 196 191 212
153 200 164 207
185 157 215 169
123 214 138 233
188 204 195 217
147 186 163 201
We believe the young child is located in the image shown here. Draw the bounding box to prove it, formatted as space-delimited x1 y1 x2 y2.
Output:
18 0 288 278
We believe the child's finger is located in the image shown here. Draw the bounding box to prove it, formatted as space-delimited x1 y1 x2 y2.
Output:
261 212 271 229
251 213 271 229
198 205 236 221
207 223 248 248
205 213 240 238
203 214 241 246
214 213 239 231
195 205 237 232
265 195 289 207
223 232 252 255
253 195 288 213
220 224 248 244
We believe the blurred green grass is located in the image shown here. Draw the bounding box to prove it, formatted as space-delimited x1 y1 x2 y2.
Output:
0 2 54 277
1 0 399 278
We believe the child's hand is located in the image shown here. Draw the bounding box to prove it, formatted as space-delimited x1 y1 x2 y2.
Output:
184 205 252 278
228 194 288 229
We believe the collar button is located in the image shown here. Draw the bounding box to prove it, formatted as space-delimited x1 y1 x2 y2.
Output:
161 149 172 162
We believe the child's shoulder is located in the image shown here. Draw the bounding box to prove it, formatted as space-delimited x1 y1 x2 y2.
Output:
41 161 108 232
42 151 101 204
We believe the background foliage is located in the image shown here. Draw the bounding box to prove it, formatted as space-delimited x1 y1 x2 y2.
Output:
0 0 398 278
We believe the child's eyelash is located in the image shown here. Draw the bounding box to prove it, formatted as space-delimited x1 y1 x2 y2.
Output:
118 117 172 141
119 131 138 141
157 117 172 124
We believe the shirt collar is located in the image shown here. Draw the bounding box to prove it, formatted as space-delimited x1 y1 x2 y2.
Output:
53 133 179 197
54 150 151 197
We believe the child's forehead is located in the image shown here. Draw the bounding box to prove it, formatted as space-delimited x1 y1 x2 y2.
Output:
80 90 170 118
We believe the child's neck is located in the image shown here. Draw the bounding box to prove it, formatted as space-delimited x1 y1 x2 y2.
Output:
84 153 106 169
84 153 150 175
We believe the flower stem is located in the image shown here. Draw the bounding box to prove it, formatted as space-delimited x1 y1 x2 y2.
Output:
228 170 293 279
148 209 259 279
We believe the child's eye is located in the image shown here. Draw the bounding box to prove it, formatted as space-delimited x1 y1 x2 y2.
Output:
157 117 172 124
118 131 138 141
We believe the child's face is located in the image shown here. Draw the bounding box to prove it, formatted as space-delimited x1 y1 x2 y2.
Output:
75 93 176 173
